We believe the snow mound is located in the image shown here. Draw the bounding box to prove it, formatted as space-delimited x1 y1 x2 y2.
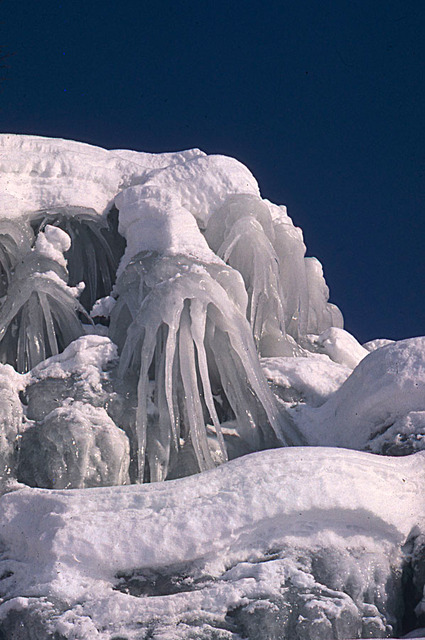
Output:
294 337 425 452
0 447 423 638
0 133 204 217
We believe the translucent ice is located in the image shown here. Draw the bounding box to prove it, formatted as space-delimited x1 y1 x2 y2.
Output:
110 185 308 482
0 218 34 297
111 251 303 482
0 364 25 478
17 401 130 489
31 207 125 311
1 133 425 638
0 225 89 372
304 257 344 335
205 194 290 356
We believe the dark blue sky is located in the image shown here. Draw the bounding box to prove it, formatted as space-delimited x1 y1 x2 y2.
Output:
1 0 424 343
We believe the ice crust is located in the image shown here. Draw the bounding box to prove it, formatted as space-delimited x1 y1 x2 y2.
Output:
0 134 204 218
0 134 424 639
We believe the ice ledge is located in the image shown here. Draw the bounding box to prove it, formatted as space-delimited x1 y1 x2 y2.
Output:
0 133 205 218
0 447 423 597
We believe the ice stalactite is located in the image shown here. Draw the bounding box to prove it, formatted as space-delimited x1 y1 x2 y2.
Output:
111 187 305 482
0 136 347 486
204 193 344 355
0 219 34 297
31 206 125 312
271 215 344 339
205 194 290 356
272 219 311 340
0 224 90 372
304 257 344 335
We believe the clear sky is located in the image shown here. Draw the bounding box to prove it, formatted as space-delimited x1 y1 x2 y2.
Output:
1 0 424 343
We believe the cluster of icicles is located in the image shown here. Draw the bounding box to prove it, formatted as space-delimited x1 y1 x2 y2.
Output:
0 151 343 485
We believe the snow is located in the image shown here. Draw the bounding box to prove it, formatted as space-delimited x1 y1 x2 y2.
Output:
0 133 204 218
28 334 118 385
0 447 424 638
34 224 72 268
0 134 424 638
261 353 351 407
313 327 369 369
114 183 220 270
293 337 425 450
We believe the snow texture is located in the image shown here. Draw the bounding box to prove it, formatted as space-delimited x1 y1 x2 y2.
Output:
0 134 423 639
0 448 423 639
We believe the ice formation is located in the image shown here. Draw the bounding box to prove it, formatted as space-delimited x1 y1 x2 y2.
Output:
0 134 424 639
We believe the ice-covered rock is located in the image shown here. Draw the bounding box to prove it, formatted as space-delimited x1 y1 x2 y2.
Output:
17 401 130 489
367 411 425 456
0 364 25 479
1 134 425 638
25 334 119 421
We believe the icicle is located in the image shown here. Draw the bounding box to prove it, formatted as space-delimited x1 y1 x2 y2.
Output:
0 219 34 297
38 292 59 357
189 299 227 463
135 325 157 482
304 257 344 335
178 302 216 472
149 325 173 482
112 251 305 482
272 220 310 339
0 226 89 372
31 207 125 311
205 196 293 356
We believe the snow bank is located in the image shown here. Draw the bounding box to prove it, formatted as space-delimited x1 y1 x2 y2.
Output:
0 134 204 218
0 447 423 638
294 337 425 451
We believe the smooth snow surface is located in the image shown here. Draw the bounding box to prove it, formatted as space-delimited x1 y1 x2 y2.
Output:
293 337 425 451
0 134 424 639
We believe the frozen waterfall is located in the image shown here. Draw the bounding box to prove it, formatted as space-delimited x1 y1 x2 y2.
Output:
0 136 327 483
0 134 424 640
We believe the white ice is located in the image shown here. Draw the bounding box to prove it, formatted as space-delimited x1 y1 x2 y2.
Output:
0 134 424 639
